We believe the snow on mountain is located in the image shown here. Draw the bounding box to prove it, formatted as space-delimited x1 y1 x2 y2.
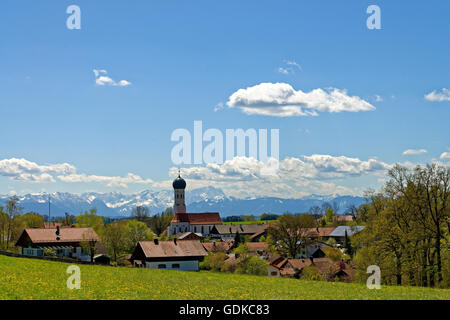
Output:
0 188 365 218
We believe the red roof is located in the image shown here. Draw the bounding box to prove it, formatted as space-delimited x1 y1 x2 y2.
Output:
202 241 234 253
16 227 99 245
138 240 208 258
171 212 222 225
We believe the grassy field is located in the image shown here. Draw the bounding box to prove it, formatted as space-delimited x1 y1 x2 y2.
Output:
0 254 448 300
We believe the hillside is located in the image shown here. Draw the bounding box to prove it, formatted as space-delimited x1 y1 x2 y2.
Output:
0 188 365 217
0 255 448 300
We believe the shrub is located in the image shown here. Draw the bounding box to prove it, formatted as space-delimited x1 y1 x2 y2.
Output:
236 256 268 276
43 249 56 257
300 266 322 281
200 252 228 271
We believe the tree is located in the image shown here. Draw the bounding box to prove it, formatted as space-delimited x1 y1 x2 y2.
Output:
81 228 99 262
200 252 228 271
126 219 153 251
22 212 44 228
343 230 354 257
354 164 450 288
267 213 317 258
75 209 104 234
148 208 173 236
101 221 130 263
4 196 22 249
131 206 150 222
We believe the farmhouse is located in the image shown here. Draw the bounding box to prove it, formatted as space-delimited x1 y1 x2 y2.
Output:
168 174 222 236
15 227 99 262
209 224 268 240
130 239 208 271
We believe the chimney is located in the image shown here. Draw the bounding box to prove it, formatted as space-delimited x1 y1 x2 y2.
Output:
174 238 177 245
154 239 159 245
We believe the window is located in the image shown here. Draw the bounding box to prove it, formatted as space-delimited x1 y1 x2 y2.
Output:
201 226 204 233
271 271 278 276
172 264 180 269
158 264 166 269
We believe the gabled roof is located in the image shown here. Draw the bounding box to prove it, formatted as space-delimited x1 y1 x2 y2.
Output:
303 227 336 237
177 232 203 240
245 242 268 252
202 241 234 253
171 213 222 225
329 226 365 237
212 224 267 235
138 240 207 258
16 227 98 246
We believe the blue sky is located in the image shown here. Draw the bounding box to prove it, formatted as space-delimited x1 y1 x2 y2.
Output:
0 0 449 198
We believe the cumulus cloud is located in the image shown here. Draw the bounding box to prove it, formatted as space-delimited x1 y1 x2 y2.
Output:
0 158 152 188
226 83 376 117
425 88 450 102
440 151 450 160
93 69 131 87
402 149 427 156
0 158 75 183
164 154 390 198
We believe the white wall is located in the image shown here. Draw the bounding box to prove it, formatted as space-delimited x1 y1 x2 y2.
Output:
145 260 199 271
268 266 280 277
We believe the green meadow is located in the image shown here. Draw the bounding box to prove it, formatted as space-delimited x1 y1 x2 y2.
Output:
0 255 448 300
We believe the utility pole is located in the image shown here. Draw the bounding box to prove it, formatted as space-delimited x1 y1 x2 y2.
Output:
48 193 51 226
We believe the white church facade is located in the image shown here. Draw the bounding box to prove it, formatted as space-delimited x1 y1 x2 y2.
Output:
167 174 222 237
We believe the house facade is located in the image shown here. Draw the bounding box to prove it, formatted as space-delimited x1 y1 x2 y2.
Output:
15 227 99 262
129 239 208 271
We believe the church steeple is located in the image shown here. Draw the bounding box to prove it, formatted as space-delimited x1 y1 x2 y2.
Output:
173 172 186 214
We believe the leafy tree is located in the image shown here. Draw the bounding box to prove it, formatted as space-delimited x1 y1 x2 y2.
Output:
259 213 279 221
343 230 353 257
126 219 153 251
148 208 173 236
267 213 317 258
4 196 23 249
75 209 104 234
101 221 130 263
200 252 228 271
22 212 44 228
131 206 150 222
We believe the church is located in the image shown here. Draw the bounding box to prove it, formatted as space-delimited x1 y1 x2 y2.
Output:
167 173 222 237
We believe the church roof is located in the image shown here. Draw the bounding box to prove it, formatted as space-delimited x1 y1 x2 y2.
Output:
171 212 222 225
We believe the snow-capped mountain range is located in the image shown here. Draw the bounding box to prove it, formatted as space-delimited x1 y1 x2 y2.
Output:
0 187 366 218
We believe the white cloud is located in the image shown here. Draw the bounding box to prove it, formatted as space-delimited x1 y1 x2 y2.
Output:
213 102 224 112
226 83 375 117
58 173 153 189
93 69 131 87
425 88 450 102
0 158 75 183
277 60 302 75
277 67 290 75
440 151 450 160
0 158 152 188
402 149 427 156
375 95 383 102
164 154 390 198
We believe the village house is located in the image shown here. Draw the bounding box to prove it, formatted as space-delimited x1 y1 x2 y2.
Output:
268 256 354 281
329 226 365 244
202 241 234 254
15 227 100 262
129 239 208 271
209 224 268 240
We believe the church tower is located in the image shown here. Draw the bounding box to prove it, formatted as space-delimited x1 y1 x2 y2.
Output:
172 171 187 214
